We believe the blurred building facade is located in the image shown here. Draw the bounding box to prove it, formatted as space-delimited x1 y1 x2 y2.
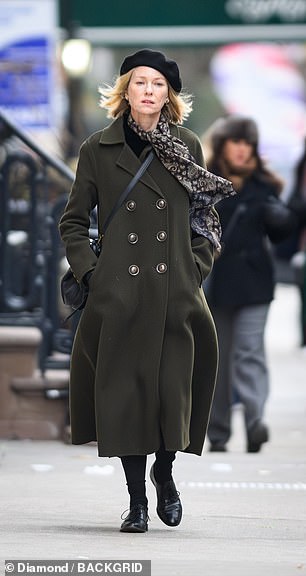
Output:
57 0 306 186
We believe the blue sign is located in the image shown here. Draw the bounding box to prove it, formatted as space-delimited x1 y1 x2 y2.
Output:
0 0 56 130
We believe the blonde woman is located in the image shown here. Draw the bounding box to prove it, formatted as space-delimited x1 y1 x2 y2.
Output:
59 49 234 532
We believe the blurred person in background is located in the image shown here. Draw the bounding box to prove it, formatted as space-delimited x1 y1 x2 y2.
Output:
287 139 306 347
204 115 296 453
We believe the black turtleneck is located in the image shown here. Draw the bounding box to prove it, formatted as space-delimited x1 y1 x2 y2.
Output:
123 114 148 158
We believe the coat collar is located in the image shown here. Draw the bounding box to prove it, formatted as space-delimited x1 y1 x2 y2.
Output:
98 117 125 145
99 117 163 195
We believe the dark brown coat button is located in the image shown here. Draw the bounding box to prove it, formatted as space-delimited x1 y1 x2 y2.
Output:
128 265 140 276
156 199 167 210
156 263 167 274
157 231 167 242
126 200 136 211
128 233 138 244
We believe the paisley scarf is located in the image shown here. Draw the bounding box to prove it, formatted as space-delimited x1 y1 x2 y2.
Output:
127 114 235 252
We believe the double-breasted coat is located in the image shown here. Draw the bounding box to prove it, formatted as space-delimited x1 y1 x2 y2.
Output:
59 116 218 457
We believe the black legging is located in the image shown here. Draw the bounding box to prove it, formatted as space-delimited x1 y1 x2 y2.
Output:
121 439 176 507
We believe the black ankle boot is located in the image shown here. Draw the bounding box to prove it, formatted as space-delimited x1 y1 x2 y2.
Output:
120 504 148 533
150 464 182 527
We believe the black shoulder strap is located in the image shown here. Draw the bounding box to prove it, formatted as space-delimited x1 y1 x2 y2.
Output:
101 150 154 236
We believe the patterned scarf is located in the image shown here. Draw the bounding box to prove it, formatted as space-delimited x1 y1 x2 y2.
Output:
128 114 235 251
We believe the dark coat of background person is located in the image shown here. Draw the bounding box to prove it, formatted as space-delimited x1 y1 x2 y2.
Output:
278 140 306 345
59 116 217 457
274 142 306 280
289 141 306 231
207 171 296 310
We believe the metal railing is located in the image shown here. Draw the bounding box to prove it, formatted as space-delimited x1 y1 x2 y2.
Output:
0 109 76 373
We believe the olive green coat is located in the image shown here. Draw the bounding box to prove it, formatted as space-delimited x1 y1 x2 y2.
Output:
59 117 218 457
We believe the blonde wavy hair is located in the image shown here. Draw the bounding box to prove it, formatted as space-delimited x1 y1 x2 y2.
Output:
99 70 193 124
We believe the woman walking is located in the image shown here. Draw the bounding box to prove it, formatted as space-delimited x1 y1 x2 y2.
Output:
59 49 234 532
205 115 296 453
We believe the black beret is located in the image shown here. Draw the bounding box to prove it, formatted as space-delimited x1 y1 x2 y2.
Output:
120 49 182 93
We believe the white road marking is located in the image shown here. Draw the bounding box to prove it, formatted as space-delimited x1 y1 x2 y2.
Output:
179 481 306 491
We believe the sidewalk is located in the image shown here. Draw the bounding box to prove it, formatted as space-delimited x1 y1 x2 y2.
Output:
1 284 305 576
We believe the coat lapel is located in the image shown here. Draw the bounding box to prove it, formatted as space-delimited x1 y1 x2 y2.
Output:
116 145 161 195
99 117 162 196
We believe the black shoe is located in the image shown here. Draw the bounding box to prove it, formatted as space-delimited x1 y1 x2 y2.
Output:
247 421 269 453
209 443 227 452
120 504 148 533
150 464 182 527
